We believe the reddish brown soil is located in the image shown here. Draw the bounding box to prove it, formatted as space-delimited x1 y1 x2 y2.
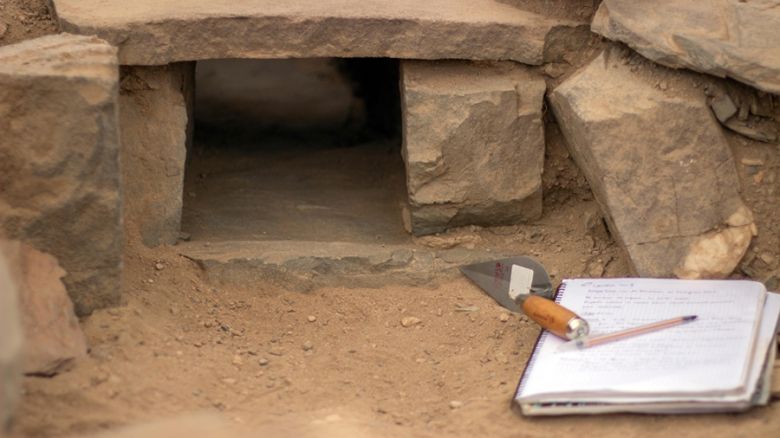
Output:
0 0 57 47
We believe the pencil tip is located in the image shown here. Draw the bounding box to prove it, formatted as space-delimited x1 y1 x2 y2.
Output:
684 315 698 321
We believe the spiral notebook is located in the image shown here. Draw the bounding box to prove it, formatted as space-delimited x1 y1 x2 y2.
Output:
514 278 780 415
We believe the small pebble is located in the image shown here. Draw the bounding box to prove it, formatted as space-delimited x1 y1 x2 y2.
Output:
155 262 165 270
401 316 422 327
449 400 463 409
758 252 777 266
307 315 317 322
302 341 314 351
499 313 510 322
232 355 243 366
258 358 269 366
741 157 765 167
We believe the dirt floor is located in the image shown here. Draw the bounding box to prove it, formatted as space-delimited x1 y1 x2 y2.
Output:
10 207 780 438
9 125 780 437
4 1 780 437
182 134 408 244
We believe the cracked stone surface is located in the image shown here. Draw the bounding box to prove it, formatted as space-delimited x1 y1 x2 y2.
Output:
400 60 545 235
50 0 580 65
592 0 780 94
0 33 122 315
549 49 755 278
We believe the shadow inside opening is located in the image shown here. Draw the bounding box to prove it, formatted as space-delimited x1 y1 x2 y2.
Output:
181 58 409 244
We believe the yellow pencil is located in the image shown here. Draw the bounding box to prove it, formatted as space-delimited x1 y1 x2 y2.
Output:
559 315 698 351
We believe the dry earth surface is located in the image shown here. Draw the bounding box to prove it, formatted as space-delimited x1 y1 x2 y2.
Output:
2 1 780 437
9 132 780 436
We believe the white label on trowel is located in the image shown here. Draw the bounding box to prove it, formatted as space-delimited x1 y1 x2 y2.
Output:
509 265 534 302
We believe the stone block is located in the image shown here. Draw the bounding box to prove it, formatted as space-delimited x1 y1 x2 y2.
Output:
119 63 194 247
51 0 581 66
549 49 755 279
0 244 22 436
592 0 780 94
0 33 122 316
1 241 87 376
400 60 545 235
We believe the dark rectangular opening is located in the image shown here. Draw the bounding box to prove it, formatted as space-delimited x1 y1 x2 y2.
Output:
182 58 408 244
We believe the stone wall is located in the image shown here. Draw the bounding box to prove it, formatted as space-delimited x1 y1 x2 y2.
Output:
0 34 122 315
400 61 546 235
119 63 195 247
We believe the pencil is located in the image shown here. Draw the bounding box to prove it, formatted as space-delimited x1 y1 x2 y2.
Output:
569 315 697 350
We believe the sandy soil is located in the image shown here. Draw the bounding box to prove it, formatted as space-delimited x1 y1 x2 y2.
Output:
0 0 56 47
10 220 780 438
10 128 780 436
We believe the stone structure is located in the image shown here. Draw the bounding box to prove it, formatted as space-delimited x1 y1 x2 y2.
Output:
549 49 755 278
4 242 88 376
46 0 570 242
592 0 780 94
0 246 22 437
0 1 761 304
0 34 122 316
51 0 580 66
119 63 194 246
400 61 545 235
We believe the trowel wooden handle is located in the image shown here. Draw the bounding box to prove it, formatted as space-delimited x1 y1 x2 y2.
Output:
521 295 588 339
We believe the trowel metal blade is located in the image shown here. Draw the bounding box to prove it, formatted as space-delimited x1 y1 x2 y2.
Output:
459 256 553 313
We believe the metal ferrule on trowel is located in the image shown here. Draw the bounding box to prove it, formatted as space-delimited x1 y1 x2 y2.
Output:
512 284 589 341
461 256 589 340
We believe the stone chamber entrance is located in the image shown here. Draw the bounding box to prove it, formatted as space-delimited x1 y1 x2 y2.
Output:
182 58 408 245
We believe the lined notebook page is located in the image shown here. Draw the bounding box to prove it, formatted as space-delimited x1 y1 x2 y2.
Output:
516 279 766 400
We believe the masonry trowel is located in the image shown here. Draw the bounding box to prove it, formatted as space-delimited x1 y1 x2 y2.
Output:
460 256 589 340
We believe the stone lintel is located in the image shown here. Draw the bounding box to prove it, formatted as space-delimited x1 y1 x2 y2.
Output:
51 0 579 65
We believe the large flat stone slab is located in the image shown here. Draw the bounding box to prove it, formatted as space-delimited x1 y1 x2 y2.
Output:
549 49 755 279
179 240 504 292
0 34 122 315
592 0 780 94
51 0 578 65
400 60 545 235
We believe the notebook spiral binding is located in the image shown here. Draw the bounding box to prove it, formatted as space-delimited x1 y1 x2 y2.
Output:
515 280 569 396
554 280 567 304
